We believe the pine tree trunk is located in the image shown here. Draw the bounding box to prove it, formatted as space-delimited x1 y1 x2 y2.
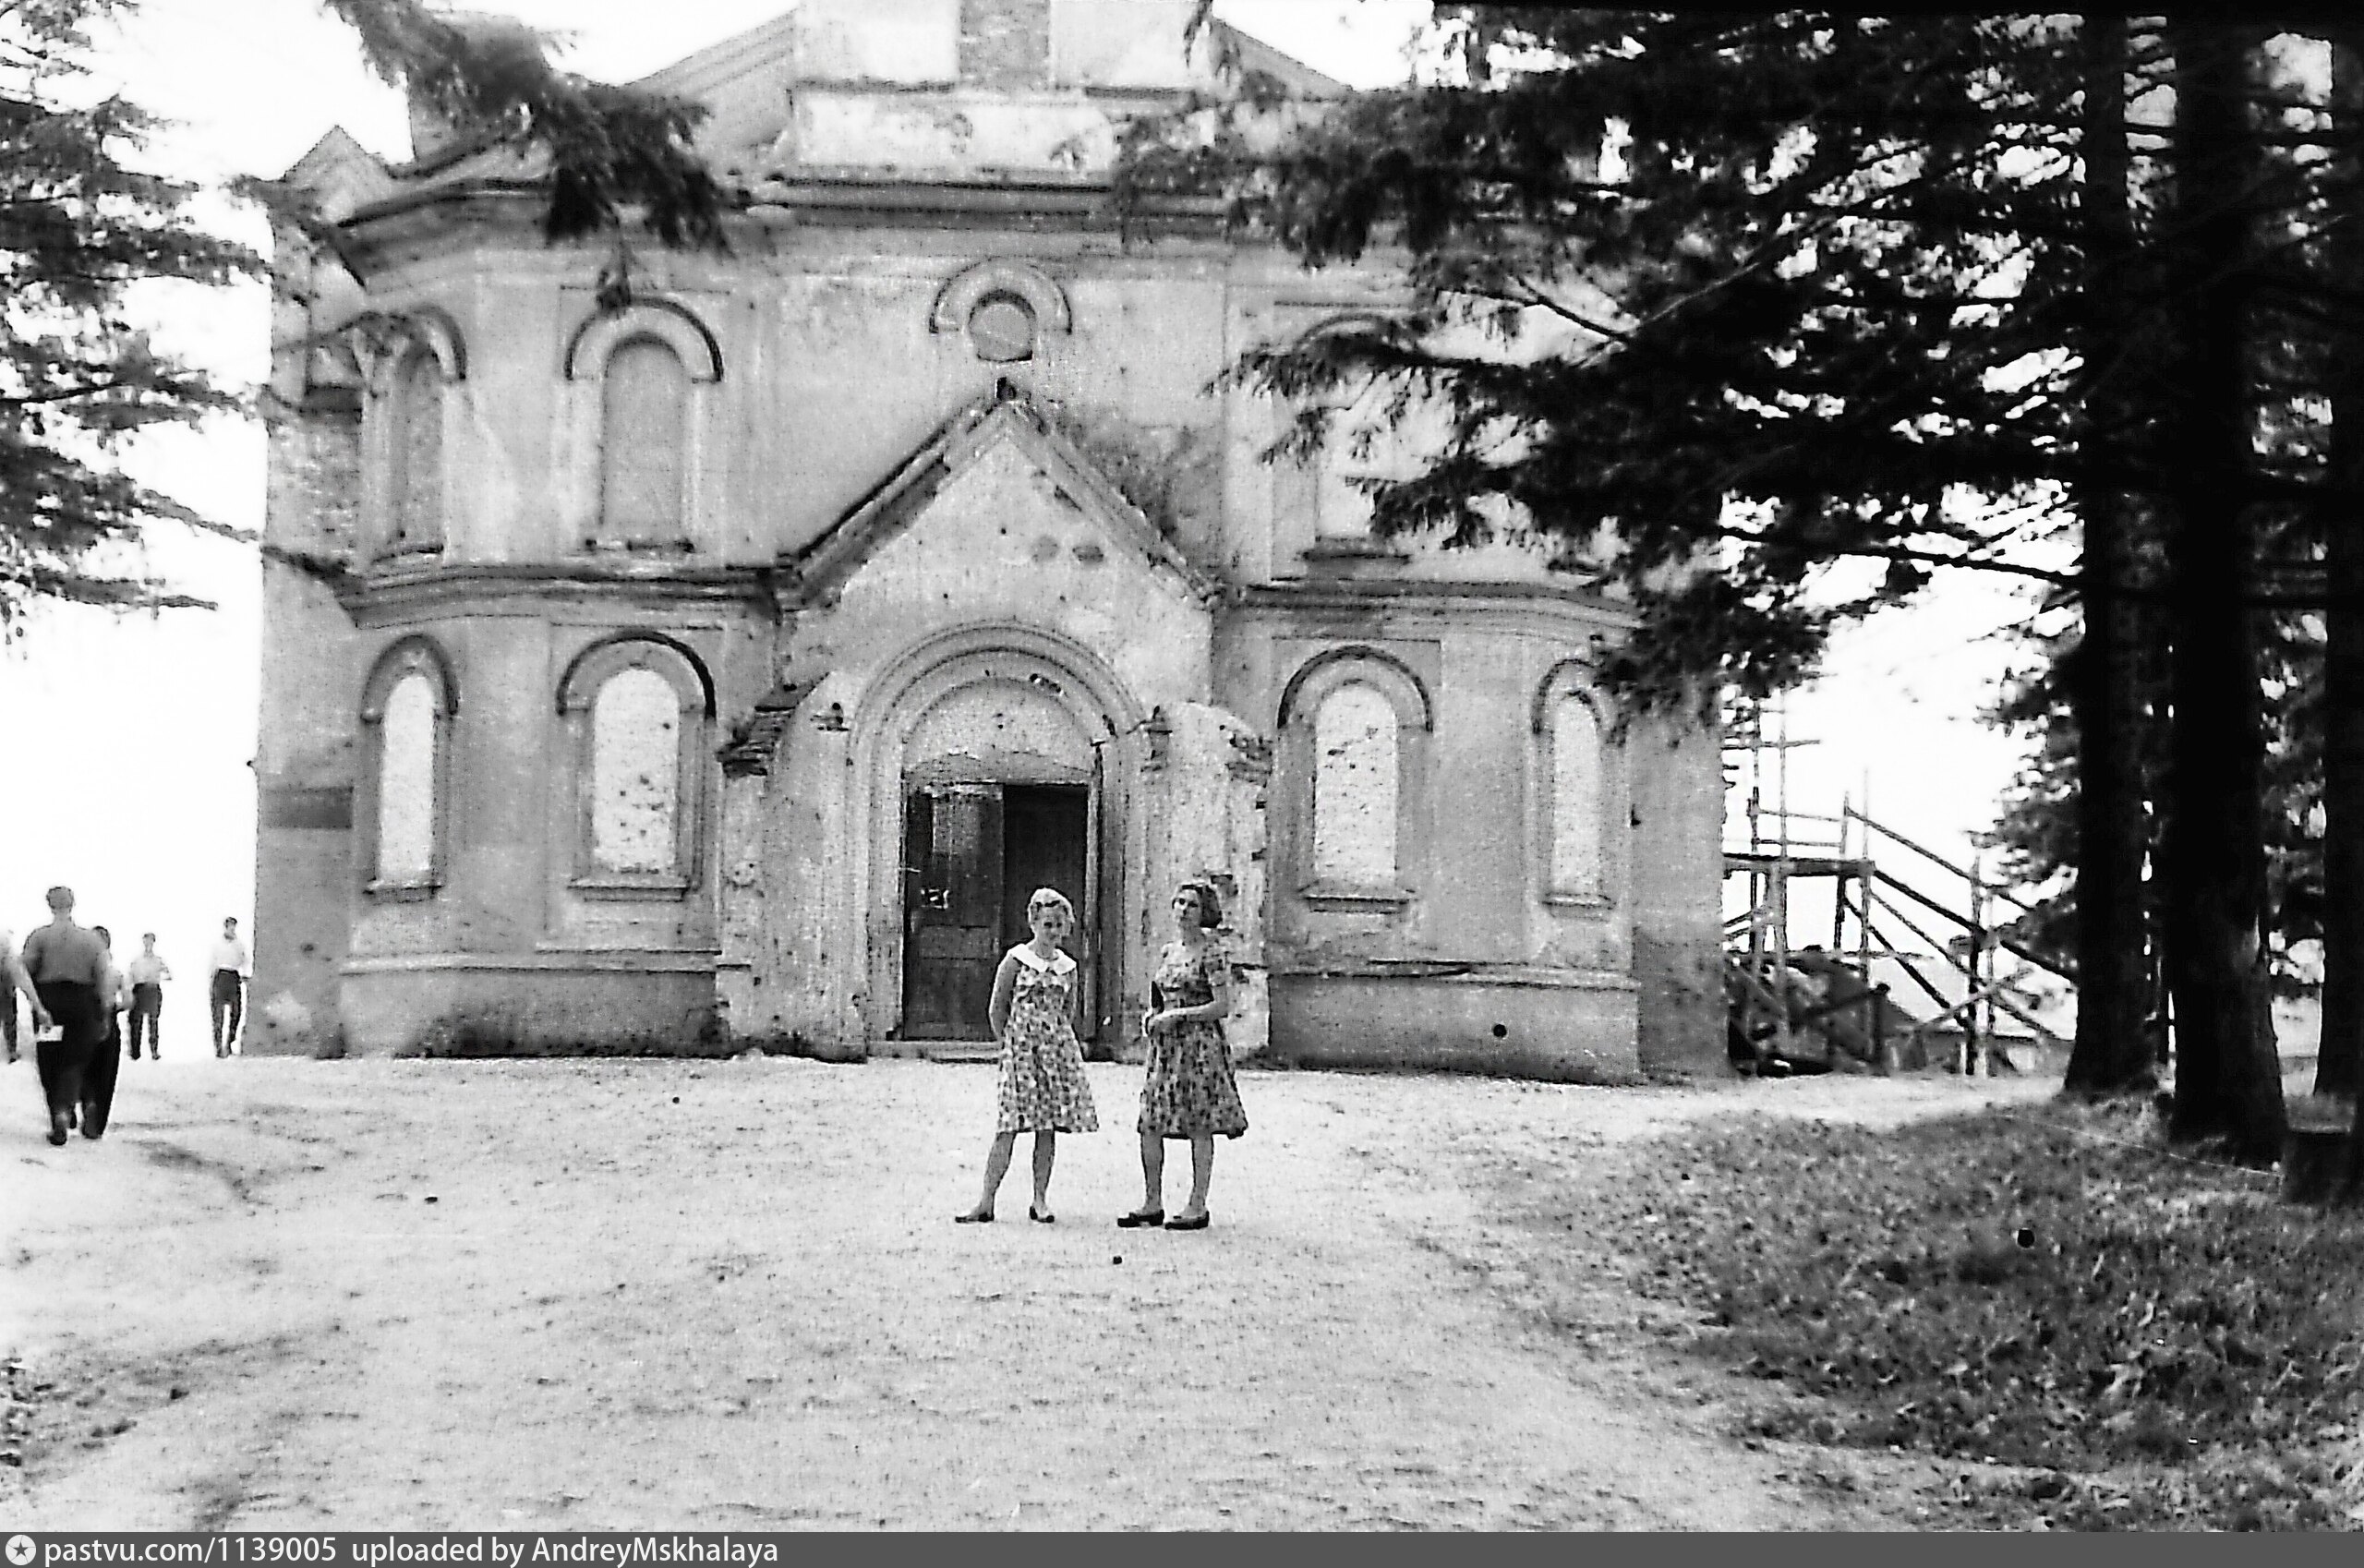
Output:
2326 32 2364 1203
2318 35 2364 1108
2064 12 2157 1098
2159 21 2286 1164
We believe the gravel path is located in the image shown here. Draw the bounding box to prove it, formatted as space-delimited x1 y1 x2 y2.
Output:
0 1054 2046 1530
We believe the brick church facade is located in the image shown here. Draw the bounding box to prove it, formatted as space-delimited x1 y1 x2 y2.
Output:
251 0 1725 1077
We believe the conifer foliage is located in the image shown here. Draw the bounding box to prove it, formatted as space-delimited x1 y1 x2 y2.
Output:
316 0 722 248
0 0 256 627
1137 9 2364 1164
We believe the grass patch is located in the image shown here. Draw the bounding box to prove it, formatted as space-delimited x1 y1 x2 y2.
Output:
1573 1101 2364 1530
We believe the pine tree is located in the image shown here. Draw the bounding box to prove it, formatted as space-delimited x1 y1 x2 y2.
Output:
1 0 257 627
1133 8 2354 1157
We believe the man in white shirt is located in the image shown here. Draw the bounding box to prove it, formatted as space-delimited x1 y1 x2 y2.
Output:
127 933 171 1060
209 917 251 1057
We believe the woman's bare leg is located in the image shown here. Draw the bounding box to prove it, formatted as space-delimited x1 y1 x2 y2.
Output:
1176 1134 1214 1220
1131 1128 1164 1214
959 1130 1018 1220
1031 1131 1056 1213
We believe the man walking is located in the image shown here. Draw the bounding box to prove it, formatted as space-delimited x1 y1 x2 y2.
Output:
127 933 170 1060
84 925 128 1139
21 887 109 1145
209 916 250 1057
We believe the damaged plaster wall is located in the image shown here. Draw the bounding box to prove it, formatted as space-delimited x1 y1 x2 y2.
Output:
1148 702 1271 1059
590 668 681 874
1309 681 1397 888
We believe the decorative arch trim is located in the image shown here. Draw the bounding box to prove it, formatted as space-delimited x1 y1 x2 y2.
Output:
563 300 723 383
858 621 1148 745
556 632 717 717
359 633 458 720
356 306 467 392
928 259 1073 337
1277 645 1434 733
1531 657 1605 733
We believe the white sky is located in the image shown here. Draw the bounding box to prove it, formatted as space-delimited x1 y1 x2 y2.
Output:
0 0 2031 1055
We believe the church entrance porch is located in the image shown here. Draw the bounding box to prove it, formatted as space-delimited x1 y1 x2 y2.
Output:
899 780 1093 1043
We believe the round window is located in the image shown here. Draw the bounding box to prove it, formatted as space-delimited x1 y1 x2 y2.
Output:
967 292 1038 364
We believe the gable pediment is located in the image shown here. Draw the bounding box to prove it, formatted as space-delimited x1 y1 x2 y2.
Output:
780 391 1216 609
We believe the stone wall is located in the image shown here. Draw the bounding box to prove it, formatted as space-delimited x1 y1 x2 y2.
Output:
958 0 1049 89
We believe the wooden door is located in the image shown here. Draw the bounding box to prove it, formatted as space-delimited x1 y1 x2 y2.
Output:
900 784 1004 1039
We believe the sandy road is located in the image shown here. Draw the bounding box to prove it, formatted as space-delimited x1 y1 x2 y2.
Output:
0 1055 2035 1530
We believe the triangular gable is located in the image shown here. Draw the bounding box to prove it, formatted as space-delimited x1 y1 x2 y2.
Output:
782 388 1217 607
283 127 400 222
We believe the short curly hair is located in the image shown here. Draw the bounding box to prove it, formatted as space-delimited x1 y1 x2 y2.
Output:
1175 879 1224 929
1026 887 1076 925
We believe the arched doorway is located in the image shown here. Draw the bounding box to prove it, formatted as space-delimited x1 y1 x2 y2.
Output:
858 628 1145 1047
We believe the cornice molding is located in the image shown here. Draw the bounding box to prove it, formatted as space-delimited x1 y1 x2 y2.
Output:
333 560 775 625
1229 577 1638 627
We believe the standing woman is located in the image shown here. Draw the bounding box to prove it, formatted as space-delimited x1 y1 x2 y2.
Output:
956 887 1098 1224
1121 880 1248 1232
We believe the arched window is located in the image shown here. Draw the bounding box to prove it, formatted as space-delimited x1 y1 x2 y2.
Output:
1279 647 1432 909
565 300 719 555
1535 665 1613 905
1313 682 1398 886
359 637 456 897
558 635 713 895
598 338 689 548
386 348 445 555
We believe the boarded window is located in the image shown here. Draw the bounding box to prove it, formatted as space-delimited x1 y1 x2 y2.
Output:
1314 391 1376 541
590 667 680 874
598 339 687 545
377 671 439 882
1550 691 1603 896
389 352 444 551
1312 681 1398 886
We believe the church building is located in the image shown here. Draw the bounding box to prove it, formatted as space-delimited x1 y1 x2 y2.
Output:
252 0 1725 1078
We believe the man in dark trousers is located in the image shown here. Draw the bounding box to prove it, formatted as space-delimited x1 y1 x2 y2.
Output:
127 932 170 1060
21 887 109 1146
209 916 250 1057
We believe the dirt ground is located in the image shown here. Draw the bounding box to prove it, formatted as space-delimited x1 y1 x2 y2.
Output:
0 1051 2053 1530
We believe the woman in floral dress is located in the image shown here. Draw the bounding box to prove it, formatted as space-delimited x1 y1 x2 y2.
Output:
1119 880 1247 1232
956 887 1097 1224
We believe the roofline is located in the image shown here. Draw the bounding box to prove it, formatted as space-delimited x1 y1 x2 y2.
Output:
333 175 1229 234
625 5 1346 103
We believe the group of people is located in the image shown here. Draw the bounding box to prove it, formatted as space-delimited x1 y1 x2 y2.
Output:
2 890 253 1146
957 878 1249 1231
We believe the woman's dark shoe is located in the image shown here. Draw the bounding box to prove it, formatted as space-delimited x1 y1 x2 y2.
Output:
1028 1205 1055 1224
1116 1209 1164 1229
1164 1212 1210 1231
953 1210 995 1224
47 1111 70 1147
